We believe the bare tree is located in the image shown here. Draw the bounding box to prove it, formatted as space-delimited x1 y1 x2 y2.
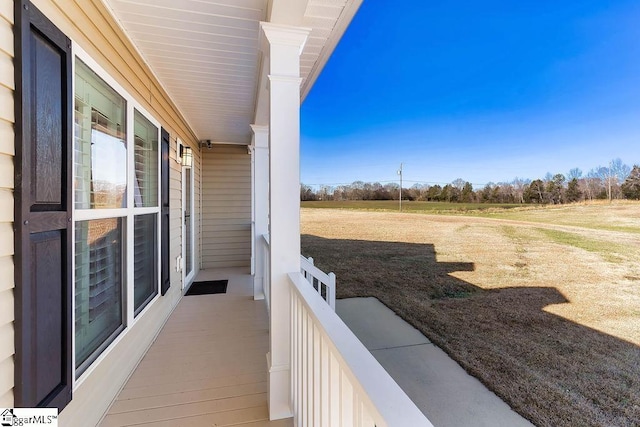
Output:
512 177 529 204
300 184 317 201
567 168 582 181
581 169 603 201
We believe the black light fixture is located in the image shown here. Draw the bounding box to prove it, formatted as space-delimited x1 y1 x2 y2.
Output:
176 138 193 167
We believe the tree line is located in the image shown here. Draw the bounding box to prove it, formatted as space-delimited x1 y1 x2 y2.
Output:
301 159 640 204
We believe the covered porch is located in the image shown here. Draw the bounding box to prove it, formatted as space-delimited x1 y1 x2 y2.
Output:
100 269 290 426
98 0 432 425
4 0 431 425
101 263 430 426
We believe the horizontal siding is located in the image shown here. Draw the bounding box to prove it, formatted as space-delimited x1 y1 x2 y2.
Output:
0 2 13 408
0 13 12 57
0 322 13 361
0 355 13 406
0 154 13 189
0 256 13 292
0 119 14 155
201 145 251 270
0 289 12 328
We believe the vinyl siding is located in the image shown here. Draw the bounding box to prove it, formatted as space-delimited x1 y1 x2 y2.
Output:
0 1 14 408
201 145 252 269
8 1 202 425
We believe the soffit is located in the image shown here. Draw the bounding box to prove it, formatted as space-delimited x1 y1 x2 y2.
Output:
300 0 361 100
103 0 362 144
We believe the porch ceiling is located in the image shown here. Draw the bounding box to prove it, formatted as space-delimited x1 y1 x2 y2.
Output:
103 0 363 144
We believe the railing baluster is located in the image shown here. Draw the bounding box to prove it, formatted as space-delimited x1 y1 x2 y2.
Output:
262 234 270 311
320 335 330 427
329 351 340 427
292 294 300 427
307 316 315 427
341 370 353 426
328 272 336 309
313 323 321 426
353 390 361 427
287 272 432 427
297 297 304 427
362 401 375 427
303 306 309 425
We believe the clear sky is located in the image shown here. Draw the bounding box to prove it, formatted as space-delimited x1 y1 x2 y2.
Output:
300 0 640 188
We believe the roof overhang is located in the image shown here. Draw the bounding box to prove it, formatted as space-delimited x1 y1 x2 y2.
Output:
102 0 363 145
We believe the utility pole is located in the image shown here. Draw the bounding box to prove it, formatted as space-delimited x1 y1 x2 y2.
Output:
397 162 403 212
608 160 612 203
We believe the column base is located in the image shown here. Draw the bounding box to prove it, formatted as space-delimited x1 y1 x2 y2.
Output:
266 352 292 420
253 276 265 300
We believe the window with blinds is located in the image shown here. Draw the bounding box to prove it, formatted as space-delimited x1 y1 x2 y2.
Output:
134 110 158 207
74 59 127 209
134 214 157 315
74 219 124 372
73 55 160 377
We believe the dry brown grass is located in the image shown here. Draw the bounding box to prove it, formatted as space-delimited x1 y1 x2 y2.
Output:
301 205 640 427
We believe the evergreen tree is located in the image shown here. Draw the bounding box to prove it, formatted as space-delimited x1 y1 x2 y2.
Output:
461 182 474 202
566 178 582 202
526 179 545 203
621 165 640 200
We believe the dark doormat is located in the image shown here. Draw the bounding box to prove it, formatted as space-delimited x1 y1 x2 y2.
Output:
185 280 228 296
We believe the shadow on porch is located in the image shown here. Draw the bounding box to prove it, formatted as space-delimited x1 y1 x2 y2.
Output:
100 269 291 427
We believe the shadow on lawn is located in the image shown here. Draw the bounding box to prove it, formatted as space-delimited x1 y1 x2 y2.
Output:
301 234 640 427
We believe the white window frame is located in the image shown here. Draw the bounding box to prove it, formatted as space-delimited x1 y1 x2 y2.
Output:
72 43 162 388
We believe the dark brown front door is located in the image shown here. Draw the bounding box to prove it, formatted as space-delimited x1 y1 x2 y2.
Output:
14 1 73 409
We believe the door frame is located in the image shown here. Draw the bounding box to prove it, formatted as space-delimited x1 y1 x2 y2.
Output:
182 162 195 289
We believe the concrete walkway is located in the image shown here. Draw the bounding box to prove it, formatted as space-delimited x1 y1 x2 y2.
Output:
336 297 535 427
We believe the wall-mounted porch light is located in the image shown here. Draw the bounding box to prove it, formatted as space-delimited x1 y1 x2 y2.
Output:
176 138 193 167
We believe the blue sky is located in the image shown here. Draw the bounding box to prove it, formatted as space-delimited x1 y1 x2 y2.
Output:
300 0 640 188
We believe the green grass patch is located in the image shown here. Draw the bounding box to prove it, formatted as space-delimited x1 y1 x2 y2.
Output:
470 203 640 234
501 225 519 240
537 229 627 263
302 200 523 212
303 201 640 234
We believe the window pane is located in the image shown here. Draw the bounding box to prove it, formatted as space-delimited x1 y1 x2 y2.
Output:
75 59 127 209
134 110 158 207
75 218 123 372
134 214 158 314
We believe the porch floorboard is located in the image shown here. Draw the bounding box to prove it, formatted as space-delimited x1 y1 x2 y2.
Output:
100 269 291 427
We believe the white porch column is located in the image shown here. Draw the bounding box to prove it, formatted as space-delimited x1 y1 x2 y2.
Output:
251 124 269 300
260 22 310 420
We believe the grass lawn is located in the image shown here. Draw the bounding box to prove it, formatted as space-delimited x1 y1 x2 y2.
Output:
302 199 524 212
300 203 640 427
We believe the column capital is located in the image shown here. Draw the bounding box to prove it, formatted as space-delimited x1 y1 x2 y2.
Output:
250 124 269 136
251 124 269 149
268 75 303 85
259 22 311 55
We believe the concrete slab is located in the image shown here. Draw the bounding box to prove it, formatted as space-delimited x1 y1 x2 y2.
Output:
336 297 430 350
371 345 534 427
337 297 535 427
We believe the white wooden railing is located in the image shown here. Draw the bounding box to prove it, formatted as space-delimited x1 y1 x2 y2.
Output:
300 256 336 310
288 272 432 427
261 234 336 311
261 233 271 312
